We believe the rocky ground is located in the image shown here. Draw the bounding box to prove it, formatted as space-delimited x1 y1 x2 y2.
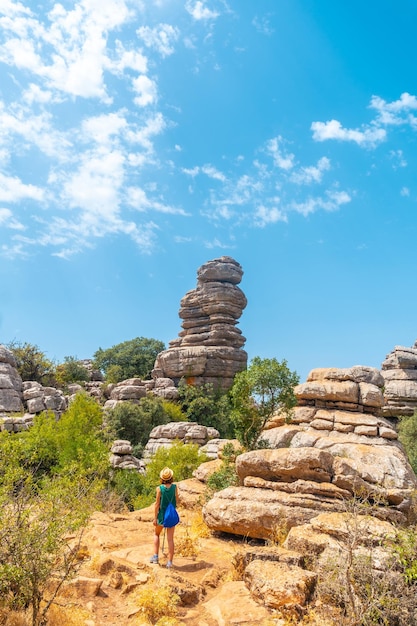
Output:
66 488 278 626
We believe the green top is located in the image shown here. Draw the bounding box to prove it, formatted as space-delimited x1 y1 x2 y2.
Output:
157 484 177 525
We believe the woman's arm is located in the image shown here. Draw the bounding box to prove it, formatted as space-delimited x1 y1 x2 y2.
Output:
154 486 161 525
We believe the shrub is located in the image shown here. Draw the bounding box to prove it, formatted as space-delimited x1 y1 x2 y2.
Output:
7 340 56 386
398 411 417 474
55 356 90 388
134 441 208 509
135 581 180 624
206 443 239 495
177 380 234 437
106 396 178 457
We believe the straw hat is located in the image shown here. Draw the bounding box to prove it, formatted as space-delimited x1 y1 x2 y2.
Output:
160 467 174 481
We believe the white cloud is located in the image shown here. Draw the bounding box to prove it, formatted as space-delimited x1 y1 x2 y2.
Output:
81 112 128 145
182 166 200 177
126 112 166 152
401 187 410 197
137 24 180 57
111 40 148 74
266 136 295 170
290 189 351 216
133 75 158 107
290 156 331 185
127 186 188 215
61 148 125 216
311 119 386 147
389 149 407 169
0 172 44 202
0 1 32 17
0 207 25 230
0 103 72 159
254 204 286 227
201 164 226 181
0 0 134 101
370 92 417 125
185 1 220 20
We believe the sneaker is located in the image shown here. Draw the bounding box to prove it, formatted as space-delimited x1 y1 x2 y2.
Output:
149 554 159 564
166 560 173 569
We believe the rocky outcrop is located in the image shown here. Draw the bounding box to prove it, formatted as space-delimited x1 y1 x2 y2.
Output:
0 345 23 413
203 366 417 540
142 421 219 461
152 257 247 390
381 341 417 417
109 440 145 472
22 381 67 416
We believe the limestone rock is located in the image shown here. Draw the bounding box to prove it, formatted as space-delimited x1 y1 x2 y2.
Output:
152 256 247 390
143 421 219 461
244 560 317 609
381 341 417 416
109 440 145 472
203 366 417 540
0 345 23 413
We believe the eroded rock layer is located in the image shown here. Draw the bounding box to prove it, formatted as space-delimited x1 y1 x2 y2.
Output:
203 366 417 540
381 341 417 417
153 256 247 390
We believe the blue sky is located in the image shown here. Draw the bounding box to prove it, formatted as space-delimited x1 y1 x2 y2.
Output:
1 0 416 382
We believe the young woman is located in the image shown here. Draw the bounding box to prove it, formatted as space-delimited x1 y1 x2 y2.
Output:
150 467 179 568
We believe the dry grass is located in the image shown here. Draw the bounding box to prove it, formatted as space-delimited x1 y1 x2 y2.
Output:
43 603 91 626
133 578 180 624
0 609 28 626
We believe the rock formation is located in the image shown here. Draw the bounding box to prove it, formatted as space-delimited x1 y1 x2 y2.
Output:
152 256 247 390
203 366 417 540
142 421 219 461
381 341 417 417
109 440 145 472
0 345 23 413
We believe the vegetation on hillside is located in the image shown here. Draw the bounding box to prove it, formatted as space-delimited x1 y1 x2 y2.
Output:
0 394 108 625
106 396 184 457
93 336 165 382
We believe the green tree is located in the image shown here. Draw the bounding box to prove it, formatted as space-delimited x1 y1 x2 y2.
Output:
177 380 234 437
55 356 90 388
230 356 299 449
106 395 177 457
7 340 56 385
0 458 103 626
93 336 165 382
398 411 417 474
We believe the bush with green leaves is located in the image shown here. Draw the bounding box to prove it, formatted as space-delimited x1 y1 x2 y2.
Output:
230 356 299 449
177 380 234 437
133 441 208 509
0 434 105 626
1 393 109 483
54 355 90 388
106 395 184 457
206 443 239 495
398 411 417 474
93 336 165 382
7 340 56 386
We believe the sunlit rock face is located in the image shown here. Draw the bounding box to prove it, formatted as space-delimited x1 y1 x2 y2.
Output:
153 256 247 390
0 345 23 413
203 365 417 540
381 341 417 417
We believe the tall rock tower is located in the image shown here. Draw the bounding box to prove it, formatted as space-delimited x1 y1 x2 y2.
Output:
153 256 247 390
